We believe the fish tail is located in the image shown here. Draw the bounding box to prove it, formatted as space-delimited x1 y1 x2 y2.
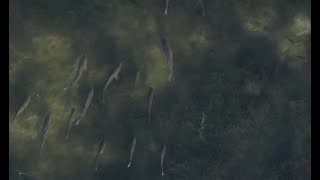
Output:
66 121 73 140
39 140 45 155
65 129 70 140
162 172 164 176
40 140 44 150
71 80 77 87
94 158 100 172
127 162 131 167
11 112 18 122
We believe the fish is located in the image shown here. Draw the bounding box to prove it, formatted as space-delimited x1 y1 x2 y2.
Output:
160 144 166 176
198 0 205 16
164 0 170 15
296 55 305 59
199 112 206 141
17 169 24 180
133 71 140 90
161 37 173 81
65 107 76 140
71 55 87 87
75 88 94 126
287 38 294 43
147 87 154 123
127 136 137 167
94 139 106 171
130 70 141 98
17 169 28 180
102 62 123 102
16 169 38 180
12 95 30 122
201 112 206 128
40 113 50 152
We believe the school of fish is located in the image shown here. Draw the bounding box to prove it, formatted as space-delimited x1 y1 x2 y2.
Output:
10 1 211 178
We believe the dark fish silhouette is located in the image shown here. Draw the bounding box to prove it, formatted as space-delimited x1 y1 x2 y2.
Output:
71 55 87 87
161 37 173 81
133 71 140 90
147 87 154 123
65 107 76 140
40 113 50 152
12 96 30 122
199 112 206 141
130 70 141 98
102 62 123 102
296 55 306 59
127 136 137 167
160 144 166 176
94 139 106 171
75 88 94 125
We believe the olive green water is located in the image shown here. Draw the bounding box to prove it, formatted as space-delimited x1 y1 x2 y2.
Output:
9 0 310 179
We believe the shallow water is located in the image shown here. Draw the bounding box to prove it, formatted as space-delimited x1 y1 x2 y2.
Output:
9 0 310 179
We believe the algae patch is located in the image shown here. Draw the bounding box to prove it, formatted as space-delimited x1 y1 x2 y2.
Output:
144 46 168 90
188 27 209 50
244 80 262 96
241 8 277 35
31 34 77 91
277 14 310 69
291 14 311 37
9 114 39 141
32 34 73 62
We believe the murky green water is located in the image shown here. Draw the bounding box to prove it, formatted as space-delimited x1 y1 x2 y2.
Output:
9 0 310 179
